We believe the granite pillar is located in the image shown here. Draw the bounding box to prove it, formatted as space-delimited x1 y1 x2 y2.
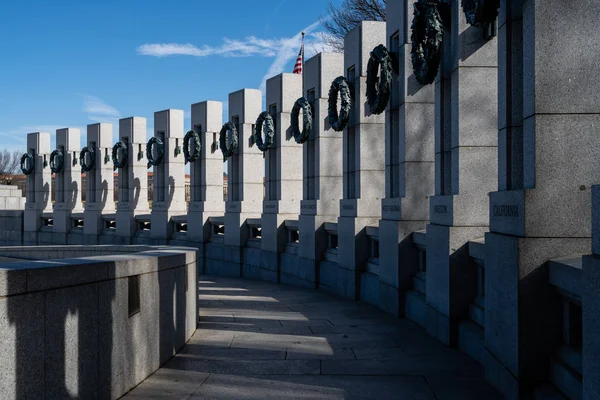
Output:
297 52 345 289
583 186 600 400
52 128 84 245
216 89 262 277
115 117 150 244
150 109 186 244
186 101 225 243
23 132 52 245
83 123 115 245
378 0 436 316
257 73 303 282
487 1 600 397
425 0 498 347
333 21 386 300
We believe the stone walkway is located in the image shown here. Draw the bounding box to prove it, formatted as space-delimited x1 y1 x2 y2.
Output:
123 276 503 399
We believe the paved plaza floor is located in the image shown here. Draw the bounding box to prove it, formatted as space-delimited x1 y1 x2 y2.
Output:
123 276 502 399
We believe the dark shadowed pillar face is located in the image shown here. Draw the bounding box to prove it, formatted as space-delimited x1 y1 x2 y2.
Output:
378 0 437 317
336 21 387 301
486 1 600 398
423 0 498 348
298 52 344 274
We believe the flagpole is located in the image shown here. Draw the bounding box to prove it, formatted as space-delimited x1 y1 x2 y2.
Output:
301 31 305 97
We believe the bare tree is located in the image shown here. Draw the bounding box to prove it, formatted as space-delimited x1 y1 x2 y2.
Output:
0 150 22 184
320 0 387 52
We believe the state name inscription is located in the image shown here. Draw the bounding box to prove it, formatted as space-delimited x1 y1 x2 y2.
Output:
493 204 519 218
383 205 400 212
433 205 447 213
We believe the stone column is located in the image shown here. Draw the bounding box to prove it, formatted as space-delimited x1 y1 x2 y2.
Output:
487 1 600 397
150 109 186 244
83 123 115 245
423 0 498 346
23 132 52 245
584 186 600 400
187 101 225 244
52 128 84 244
378 0 435 316
218 88 262 276
115 117 150 244
297 52 344 288
257 73 303 282
332 21 386 299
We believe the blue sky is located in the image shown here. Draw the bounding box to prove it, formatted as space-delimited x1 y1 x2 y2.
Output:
0 0 338 152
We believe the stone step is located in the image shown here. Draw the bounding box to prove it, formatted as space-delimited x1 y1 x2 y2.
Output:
469 302 485 328
405 290 426 329
549 356 582 400
458 321 485 366
412 274 426 294
534 383 568 400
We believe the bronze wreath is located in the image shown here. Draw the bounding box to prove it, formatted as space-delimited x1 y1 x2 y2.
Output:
219 122 238 162
21 152 35 175
410 0 444 86
50 149 64 174
291 97 313 144
112 141 128 170
328 76 351 132
146 136 164 168
79 146 95 172
366 44 393 115
254 112 275 151
461 0 499 28
183 130 201 162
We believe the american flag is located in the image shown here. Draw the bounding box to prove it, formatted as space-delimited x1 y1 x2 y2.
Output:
293 32 304 74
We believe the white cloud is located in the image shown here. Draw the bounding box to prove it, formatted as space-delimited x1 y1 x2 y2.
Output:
258 21 331 91
137 38 282 59
136 20 335 92
81 95 120 122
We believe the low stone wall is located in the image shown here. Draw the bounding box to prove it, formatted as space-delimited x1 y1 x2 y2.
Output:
0 184 25 210
0 211 23 246
0 245 198 400
0 244 157 260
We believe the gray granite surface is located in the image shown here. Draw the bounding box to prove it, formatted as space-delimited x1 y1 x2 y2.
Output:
123 276 502 399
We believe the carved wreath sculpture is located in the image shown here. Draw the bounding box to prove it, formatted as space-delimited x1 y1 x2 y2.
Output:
112 141 128 170
328 76 352 132
219 121 238 162
20 152 35 175
49 149 64 174
183 130 201 163
461 0 500 27
411 0 444 86
79 146 95 172
146 137 164 168
254 112 275 151
366 44 393 115
291 97 313 144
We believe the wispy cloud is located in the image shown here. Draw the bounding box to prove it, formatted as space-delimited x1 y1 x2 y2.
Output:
258 21 334 91
137 38 282 58
81 95 120 123
137 20 336 93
